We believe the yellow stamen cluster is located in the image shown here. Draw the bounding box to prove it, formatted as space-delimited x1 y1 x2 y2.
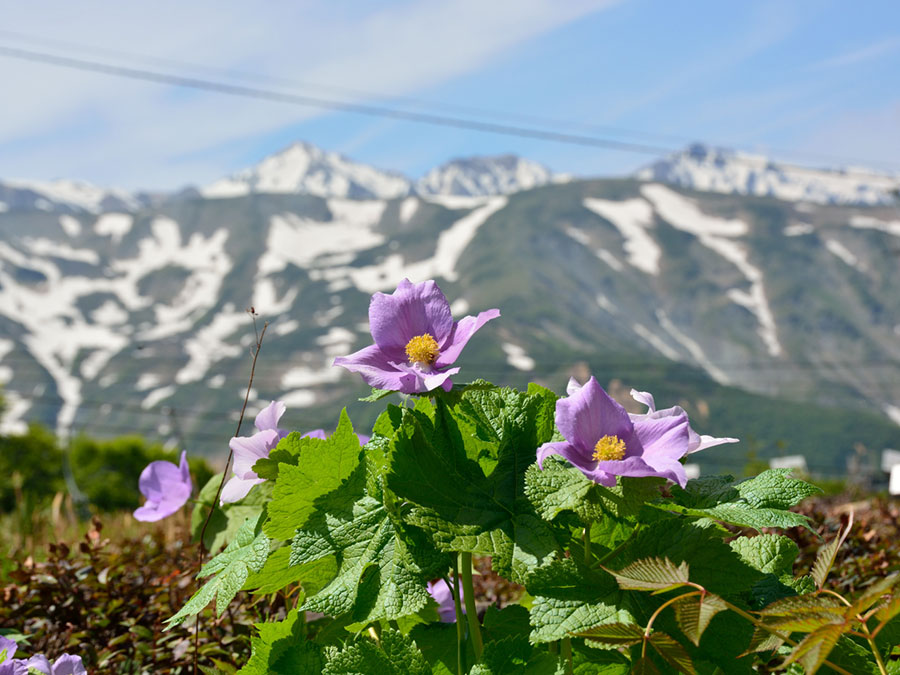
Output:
593 435 626 462
405 333 440 366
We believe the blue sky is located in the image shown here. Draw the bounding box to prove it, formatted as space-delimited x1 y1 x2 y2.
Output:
1 0 898 190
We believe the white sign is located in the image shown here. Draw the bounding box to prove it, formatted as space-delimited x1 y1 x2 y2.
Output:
769 455 808 473
890 465 900 496
881 449 900 473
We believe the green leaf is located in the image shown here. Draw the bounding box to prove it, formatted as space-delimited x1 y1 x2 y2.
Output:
191 472 271 554
811 514 853 591
389 390 559 584
524 457 593 522
654 470 820 532
728 534 799 577
360 388 396 402
758 593 846 617
648 632 695 675
238 609 324 675
241 546 337 596
850 573 900 615
291 484 442 624
610 557 690 593
781 623 844 674
574 622 644 647
874 590 900 623
263 410 364 540
629 656 660 674
166 514 269 628
616 520 762 595
322 629 431 675
471 635 565 675
673 593 727 647
526 557 635 643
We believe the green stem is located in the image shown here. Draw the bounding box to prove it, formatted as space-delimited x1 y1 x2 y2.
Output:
561 637 574 675
865 635 889 675
460 552 484 661
452 561 465 675
583 524 591 565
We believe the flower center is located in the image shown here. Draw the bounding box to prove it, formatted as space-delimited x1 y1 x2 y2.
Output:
405 333 440 366
593 435 626 462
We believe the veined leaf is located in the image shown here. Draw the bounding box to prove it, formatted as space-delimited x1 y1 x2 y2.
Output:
238 609 324 675
610 557 690 593
166 515 269 628
630 656 661 675
811 511 854 591
781 623 844 674
648 632 695 675
241 546 336 596
388 390 558 584
262 410 363 540
291 484 443 624
757 593 846 617
526 557 635 643
874 591 900 624
673 593 728 646
574 622 644 647
762 611 846 632
728 534 799 577
191 472 271 554
322 628 431 675
850 572 900 615
360 387 396 402
740 626 786 656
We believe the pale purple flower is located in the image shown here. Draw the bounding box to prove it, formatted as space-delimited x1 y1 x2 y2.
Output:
133 450 192 522
25 654 86 675
334 279 500 394
628 388 738 455
427 578 464 623
220 401 289 505
537 377 694 488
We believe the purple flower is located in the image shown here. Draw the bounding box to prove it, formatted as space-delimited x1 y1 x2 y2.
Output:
629 389 738 455
427 578 464 623
221 401 289 505
334 279 500 394
133 450 192 522
24 655 86 675
537 377 694 488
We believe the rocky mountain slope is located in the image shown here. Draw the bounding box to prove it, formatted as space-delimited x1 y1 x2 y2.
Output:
1 143 899 475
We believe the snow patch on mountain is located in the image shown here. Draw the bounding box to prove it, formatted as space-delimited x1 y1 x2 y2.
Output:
637 143 900 205
642 183 782 357
850 215 900 237
583 198 659 275
203 142 411 200
2 178 142 213
416 155 564 197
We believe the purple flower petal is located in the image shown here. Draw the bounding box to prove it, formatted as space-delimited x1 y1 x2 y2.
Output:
335 344 420 392
565 377 583 396
632 413 691 463
434 308 500 368
555 377 634 452
230 430 279 479
0 637 16 662
302 429 328 440
630 389 656 412
0 661 27 675
427 579 464 622
254 400 286 433
24 656 51 674
220 475 265 504
50 654 87 675
369 279 454 353
134 451 192 522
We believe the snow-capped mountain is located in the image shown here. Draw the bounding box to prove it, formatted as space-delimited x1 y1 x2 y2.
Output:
0 179 148 214
202 142 413 200
636 143 900 206
415 154 565 197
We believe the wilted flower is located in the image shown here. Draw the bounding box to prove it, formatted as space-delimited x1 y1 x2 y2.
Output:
334 279 499 394
133 450 192 522
537 377 700 488
427 578 464 623
628 388 737 454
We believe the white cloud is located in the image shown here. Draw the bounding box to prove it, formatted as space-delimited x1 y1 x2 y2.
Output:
0 0 618 190
807 36 900 71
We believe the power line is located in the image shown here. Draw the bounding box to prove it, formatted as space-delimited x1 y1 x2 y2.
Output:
1 42 899 183
1 29 898 173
